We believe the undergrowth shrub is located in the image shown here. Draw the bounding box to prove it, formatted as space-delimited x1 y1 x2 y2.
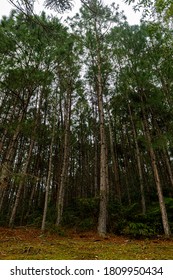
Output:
122 222 156 237
62 197 99 231
108 198 173 238
24 196 173 237
27 210 43 227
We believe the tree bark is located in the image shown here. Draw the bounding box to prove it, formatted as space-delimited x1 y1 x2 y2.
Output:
141 102 171 237
95 24 109 237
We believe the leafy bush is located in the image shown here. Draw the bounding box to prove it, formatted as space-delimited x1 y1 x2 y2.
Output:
122 222 157 237
62 197 99 231
108 200 167 237
78 217 95 231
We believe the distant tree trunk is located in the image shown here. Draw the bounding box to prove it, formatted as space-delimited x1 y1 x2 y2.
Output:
163 149 173 191
0 110 26 218
9 138 35 227
123 151 132 205
25 181 37 221
56 85 71 226
0 128 8 154
128 103 146 214
0 189 6 213
41 116 56 231
151 114 173 192
94 136 99 197
91 100 99 197
108 119 121 203
119 125 132 204
8 92 42 227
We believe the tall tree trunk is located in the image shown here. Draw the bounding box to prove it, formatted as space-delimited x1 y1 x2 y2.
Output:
95 27 109 236
141 101 171 237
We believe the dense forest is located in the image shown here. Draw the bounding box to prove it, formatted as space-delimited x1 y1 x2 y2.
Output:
0 0 173 238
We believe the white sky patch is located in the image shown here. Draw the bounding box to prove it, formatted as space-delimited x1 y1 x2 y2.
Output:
0 0 142 24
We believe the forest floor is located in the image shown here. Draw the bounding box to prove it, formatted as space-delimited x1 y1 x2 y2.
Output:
0 227 173 260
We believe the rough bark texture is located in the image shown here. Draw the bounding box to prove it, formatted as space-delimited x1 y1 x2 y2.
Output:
95 20 109 236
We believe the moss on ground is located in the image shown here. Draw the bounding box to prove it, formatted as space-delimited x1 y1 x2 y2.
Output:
0 227 173 260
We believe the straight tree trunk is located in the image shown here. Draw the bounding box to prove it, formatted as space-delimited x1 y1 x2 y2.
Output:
95 29 109 237
141 102 171 237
